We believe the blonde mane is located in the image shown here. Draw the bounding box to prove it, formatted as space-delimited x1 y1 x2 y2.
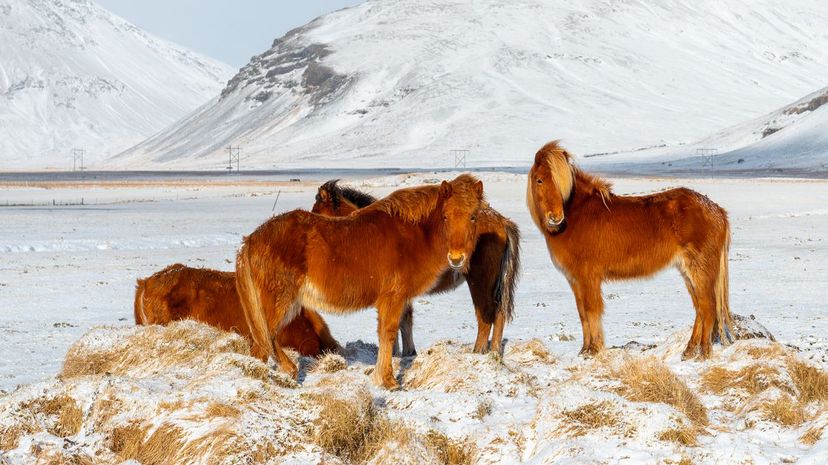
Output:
532 140 613 205
369 174 483 223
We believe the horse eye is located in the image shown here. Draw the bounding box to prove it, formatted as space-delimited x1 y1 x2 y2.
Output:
470 214 477 221
537 178 543 184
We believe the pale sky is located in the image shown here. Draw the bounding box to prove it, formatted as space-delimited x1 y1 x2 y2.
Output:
96 0 364 67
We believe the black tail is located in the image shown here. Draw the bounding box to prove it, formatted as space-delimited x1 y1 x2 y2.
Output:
493 218 521 323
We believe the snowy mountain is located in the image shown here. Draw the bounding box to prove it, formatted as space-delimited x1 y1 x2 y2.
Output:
112 0 828 170
0 0 233 170
654 86 828 172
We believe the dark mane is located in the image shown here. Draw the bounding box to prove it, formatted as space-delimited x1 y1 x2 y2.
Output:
318 179 378 210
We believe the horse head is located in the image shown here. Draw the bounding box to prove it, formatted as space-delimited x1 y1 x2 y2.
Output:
312 179 345 216
438 175 485 271
528 141 574 234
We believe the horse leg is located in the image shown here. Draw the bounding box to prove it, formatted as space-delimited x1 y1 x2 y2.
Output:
489 309 506 355
271 299 303 380
581 281 605 354
469 271 496 354
568 280 592 354
696 267 719 360
680 269 704 360
374 298 406 389
681 260 717 360
472 309 492 354
398 303 417 357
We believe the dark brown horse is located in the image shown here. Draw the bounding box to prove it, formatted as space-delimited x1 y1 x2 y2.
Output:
134 264 341 357
312 179 521 355
237 175 487 389
527 141 733 359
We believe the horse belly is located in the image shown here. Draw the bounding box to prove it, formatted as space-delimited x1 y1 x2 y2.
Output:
298 278 374 314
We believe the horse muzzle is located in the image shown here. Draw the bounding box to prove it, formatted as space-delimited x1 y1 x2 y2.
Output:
447 252 466 270
545 215 566 233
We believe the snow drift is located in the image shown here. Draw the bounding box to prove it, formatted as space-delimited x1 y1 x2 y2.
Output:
1 320 827 464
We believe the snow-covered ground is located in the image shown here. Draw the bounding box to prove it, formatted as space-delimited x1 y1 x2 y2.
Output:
1 172 826 463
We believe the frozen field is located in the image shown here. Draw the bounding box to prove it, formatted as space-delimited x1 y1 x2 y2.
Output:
1 172 827 464
0 173 826 390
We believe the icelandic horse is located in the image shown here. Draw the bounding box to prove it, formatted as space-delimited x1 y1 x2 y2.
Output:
236 174 487 389
526 141 733 359
134 264 342 357
312 179 520 355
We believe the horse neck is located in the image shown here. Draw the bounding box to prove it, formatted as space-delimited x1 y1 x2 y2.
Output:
566 171 611 220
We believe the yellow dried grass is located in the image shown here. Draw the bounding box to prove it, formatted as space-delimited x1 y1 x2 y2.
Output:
609 356 708 426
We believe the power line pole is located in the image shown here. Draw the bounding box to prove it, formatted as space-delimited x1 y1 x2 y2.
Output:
226 146 240 174
72 148 85 172
450 149 469 169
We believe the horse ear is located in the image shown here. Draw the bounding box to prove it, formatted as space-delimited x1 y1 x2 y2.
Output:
317 187 329 201
474 180 484 199
533 150 545 166
439 180 453 198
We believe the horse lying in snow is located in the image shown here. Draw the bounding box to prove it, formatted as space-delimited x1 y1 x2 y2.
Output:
134 264 342 358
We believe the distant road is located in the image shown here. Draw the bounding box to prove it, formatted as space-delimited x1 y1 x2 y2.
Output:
0 166 825 183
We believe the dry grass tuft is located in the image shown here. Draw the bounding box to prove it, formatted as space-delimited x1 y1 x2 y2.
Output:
473 398 493 420
312 388 391 463
786 358 828 404
559 400 620 436
311 353 348 374
700 364 792 397
61 321 248 379
760 394 806 427
178 426 242 464
744 344 789 360
271 371 299 389
310 388 470 464
800 425 824 445
425 429 476 465
506 339 556 366
136 423 187 465
218 353 271 382
23 394 84 438
658 425 699 446
610 356 708 426
1 425 26 451
109 422 148 460
205 402 241 419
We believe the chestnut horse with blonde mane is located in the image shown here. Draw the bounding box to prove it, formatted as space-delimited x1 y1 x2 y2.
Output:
527 141 733 359
134 264 342 357
237 174 486 388
312 179 520 355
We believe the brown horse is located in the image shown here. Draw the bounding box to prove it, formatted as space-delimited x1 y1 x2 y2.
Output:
236 174 486 389
134 264 342 357
312 179 521 355
527 141 733 359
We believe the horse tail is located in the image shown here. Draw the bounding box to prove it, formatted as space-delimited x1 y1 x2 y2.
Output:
133 279 147 325
493 218 521 323
235 242 274 361
714 222 734 344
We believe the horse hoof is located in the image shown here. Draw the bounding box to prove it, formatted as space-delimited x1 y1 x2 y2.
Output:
402 350 417 358
681 349 697 361
371 371 399 390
